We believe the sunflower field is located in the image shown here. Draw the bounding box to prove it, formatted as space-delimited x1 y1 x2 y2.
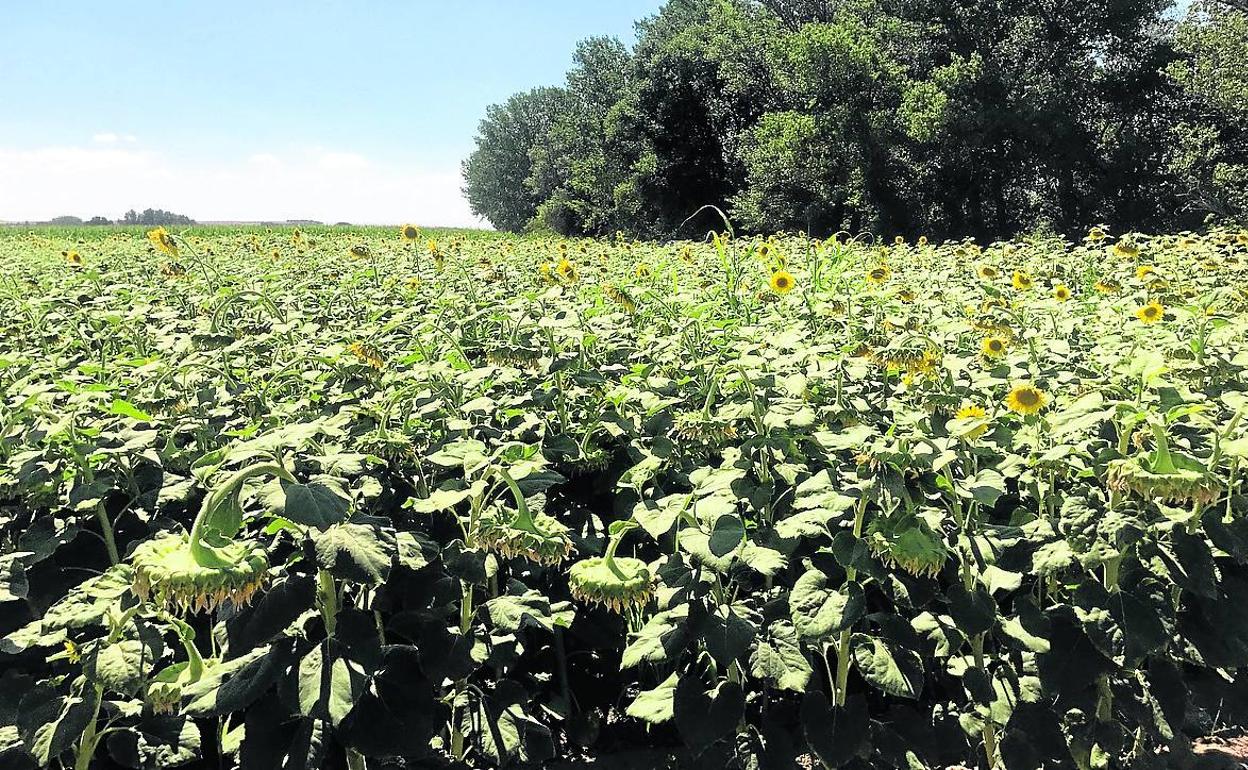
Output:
2 224 1248 770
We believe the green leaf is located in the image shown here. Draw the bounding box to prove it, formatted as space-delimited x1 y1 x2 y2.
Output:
633 494 689 539
801 691 867 768
708 514 745 557
621 607 688 669
182 644 288 717
17 685 94 765
851 634 923 699
625 673 678 725
261 476 350 531
294 642 367 727
790 569 865 641
110 399 155 423
313 523 394 586
948 584 997 636
485 591 555 633
105 716 201 769
750 622 812 692
86 639 155 696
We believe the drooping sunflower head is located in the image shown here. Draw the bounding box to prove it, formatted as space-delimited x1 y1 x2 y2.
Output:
1085 226 1109 243
976 264 999 281
1135 265 1156 281
1012 271 1033 290
1112 241 1140 259
981 336 1008 358
770 269 796 294
1135 301 1164 325
603 284 638 313
567 556 653 613
401 224 421 242
130 533 268 613
1094 279 1120 294
1106 451 1219 506
673 411 738 444
147 227 179 257
348 244 371 259
477 509 575 566
1053 284 1072 302
1005 384 1048 416
866 514 948 578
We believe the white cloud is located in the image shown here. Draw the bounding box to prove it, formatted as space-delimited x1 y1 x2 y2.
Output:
0 144 484 227
91 133 138 145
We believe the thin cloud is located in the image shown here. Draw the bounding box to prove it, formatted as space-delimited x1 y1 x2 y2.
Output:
0 144 483 226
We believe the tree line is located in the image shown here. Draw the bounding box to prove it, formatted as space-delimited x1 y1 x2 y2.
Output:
462 0 1247 241
36 209 196 227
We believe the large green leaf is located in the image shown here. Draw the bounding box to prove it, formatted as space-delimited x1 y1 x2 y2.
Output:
791 568 864 641
851 634 923 699
313 523 394 586
625 672 678 725
262 476 350 530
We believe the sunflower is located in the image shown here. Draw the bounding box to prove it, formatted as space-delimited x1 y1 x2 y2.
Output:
1085 226 1109 243
867 265 891 285
1135 301 1164 324
1053 284 1072 302
1112 241 1140 259
981 336 1008 358
347 341 385 369
635 263 652 279
1094 279 1120 294
1177 235 1199 250
147 227 179 257
556 257 578 283
1005 384 1048 415
348 244 371 259
770 270 796 294
917 235 929 246
1135 265 1156 280
976 264 998 280
400 224 421 242
1012 271 1033 290
63 249 83 266
954 404 990 439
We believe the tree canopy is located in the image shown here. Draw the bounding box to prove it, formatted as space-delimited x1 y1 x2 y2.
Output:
464 0 1245 240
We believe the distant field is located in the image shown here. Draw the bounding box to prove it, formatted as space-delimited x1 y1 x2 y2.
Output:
2 225 1248 769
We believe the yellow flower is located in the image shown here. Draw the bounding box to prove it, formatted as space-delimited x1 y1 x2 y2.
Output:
1135 265 1156 280
770 270 796 294
63 249 83 266
1053 284 1072 302
954 404 989 439
1005 384 1048 415
347 341 384 369
401 224 421 242
867 265 891 285
1085 226 1109 243
1112 241 1140 259
348 244 370 258
976 264 998 280
917 235 929 246
1135 301 1164 324
981 336 1008 358
1177 235 1199 250
147 227 179 257
556 257 578 283
1094 279 1120 294
635 263 652 279
1012 271 1033 290
63 639 81 664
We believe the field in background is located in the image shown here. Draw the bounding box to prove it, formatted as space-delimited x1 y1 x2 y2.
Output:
2 225 1248 769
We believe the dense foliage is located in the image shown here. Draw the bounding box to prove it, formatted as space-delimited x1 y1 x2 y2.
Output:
2 225 1248 769
463 0 1247 241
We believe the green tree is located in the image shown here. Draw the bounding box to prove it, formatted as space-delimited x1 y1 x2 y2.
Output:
462 87 567 232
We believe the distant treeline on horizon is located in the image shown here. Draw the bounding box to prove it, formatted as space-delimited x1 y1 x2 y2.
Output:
464 0 1247 242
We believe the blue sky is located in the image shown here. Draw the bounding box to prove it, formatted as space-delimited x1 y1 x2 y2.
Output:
0 1 664 225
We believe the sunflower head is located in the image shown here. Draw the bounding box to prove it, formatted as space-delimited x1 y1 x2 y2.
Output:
1012 271 1033 290
130 533 268 613
866 514 948 578
348 244 371 259
1135 301 1164 324
568 556 653 613
770 269 796 294
635 263 653 279
673 412 738 444
603 284 638 313
867 265 892 285
1053 284 1072 302
347 341 385 369
1135 265 1156 281
477 509 575 566
1005 384 1048 416
147 227 179 257
981 336 1008 358
1094 279 1120 294
401 224 421 242
1106 450 1219 506
63 250 83 266
976 264 999 280
953 404 990 439
556 257 578 283
1112 241 1140 259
